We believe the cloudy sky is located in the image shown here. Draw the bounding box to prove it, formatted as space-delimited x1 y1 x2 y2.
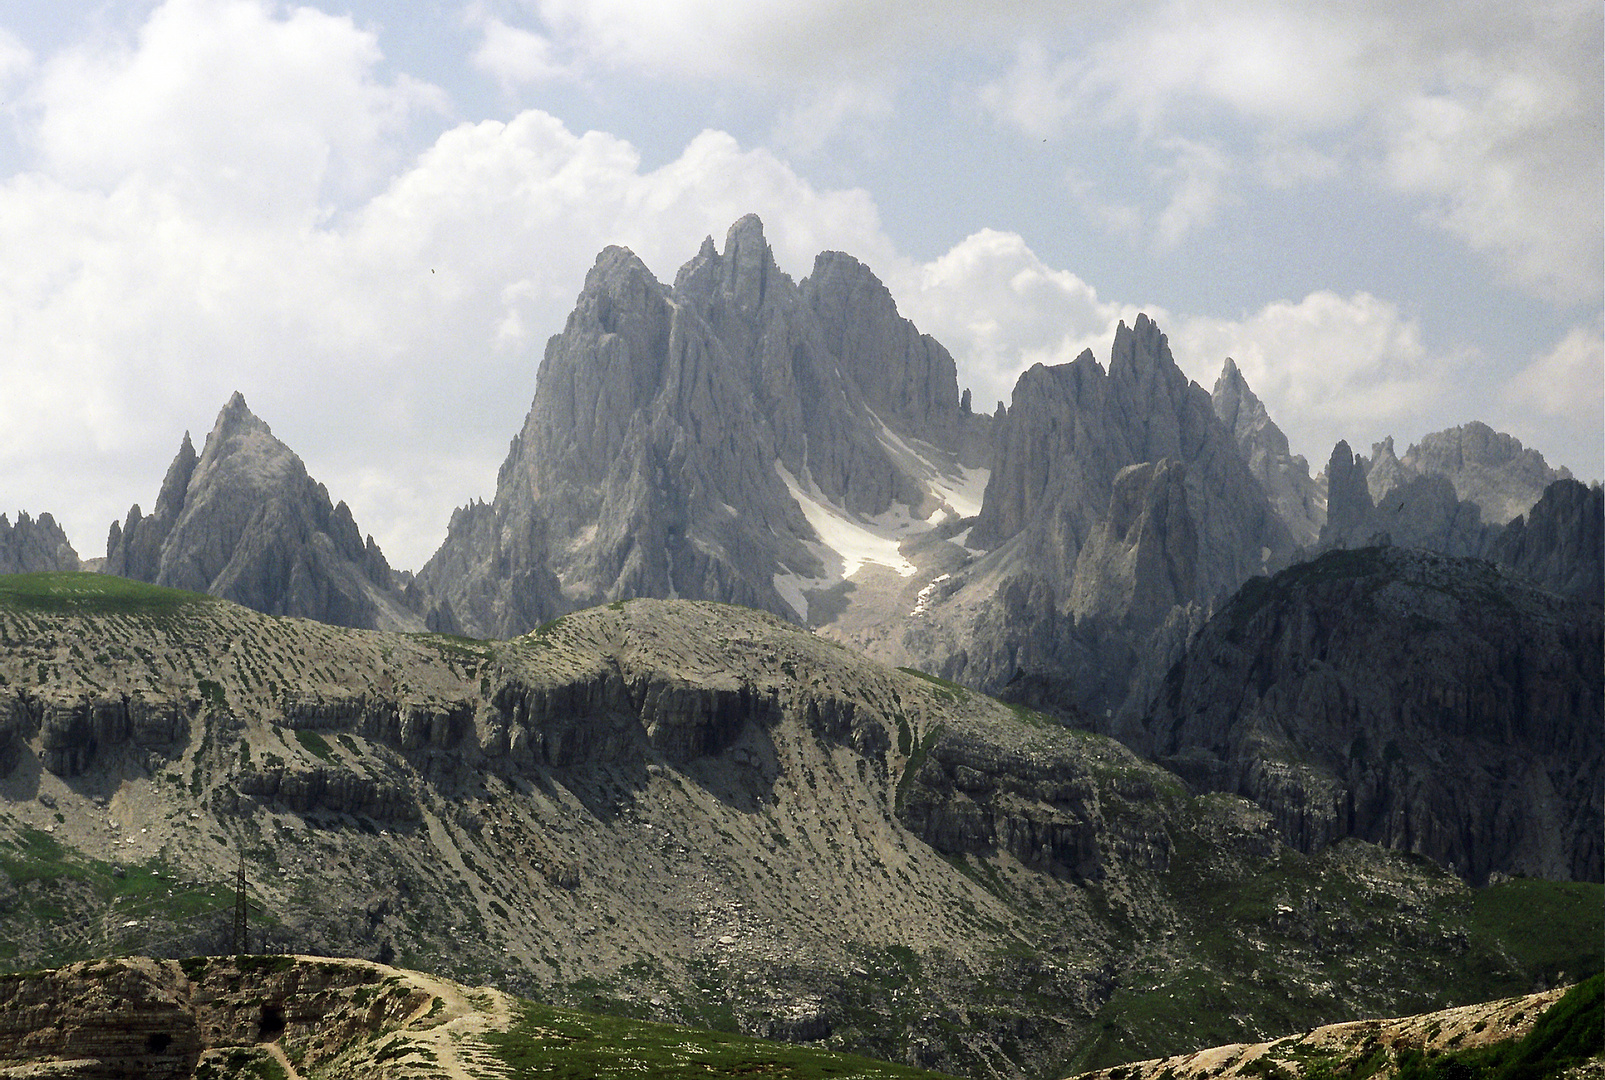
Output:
2 0 1600 571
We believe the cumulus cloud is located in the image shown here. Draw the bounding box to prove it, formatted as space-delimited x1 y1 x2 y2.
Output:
1168 291 1466 465
0 0 898 570
889 229 1153 412
29 0 445 218
1498 324 1605 477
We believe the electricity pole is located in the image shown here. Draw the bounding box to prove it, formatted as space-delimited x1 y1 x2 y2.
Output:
231 853 248 955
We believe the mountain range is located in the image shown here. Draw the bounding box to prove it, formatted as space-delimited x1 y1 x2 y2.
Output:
1 214 1599 1076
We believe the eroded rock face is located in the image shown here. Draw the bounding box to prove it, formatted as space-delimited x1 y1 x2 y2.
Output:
1486 478 1604 603
0 511 80 575
1211 358 1324 547
105 394 420 631
1397 421 1571 524
1145 546 1604 884
0 956 433 1080
6 690 193 777
921 316 1294 722
0 958 202 1079
898 726 1173 882
418 216 978 636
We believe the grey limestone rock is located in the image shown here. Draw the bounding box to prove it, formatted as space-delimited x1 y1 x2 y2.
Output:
418 215 978 637
105 393 420 631
1400 421 1571 524
925 316 1294 723
0 511 80 574
1316 440 1375 549
1486 478 1604 603
1211 357 1324 546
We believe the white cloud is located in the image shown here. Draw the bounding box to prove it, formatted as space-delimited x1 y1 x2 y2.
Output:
1152 137 1231 250
1383 63 1603 304
889 229 1151 412
471 16 569 90
1498 324 1605 478
1169 291 1465 465
0 2 898 570
0 27 32 87
29 0 445 219
975 0 1603 299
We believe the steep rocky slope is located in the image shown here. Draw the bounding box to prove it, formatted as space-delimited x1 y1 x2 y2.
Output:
417 216 987 638
0 511 79 574
1143 545 1603 885
0 574 1595 1078
105 393 421 632
1210 358 1323 548
843 316 1296 729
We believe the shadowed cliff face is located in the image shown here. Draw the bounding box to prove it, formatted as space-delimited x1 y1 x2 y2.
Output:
1146 546 1604 885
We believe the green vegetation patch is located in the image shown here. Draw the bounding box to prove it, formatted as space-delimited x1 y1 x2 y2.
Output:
0 828 234 972
1467 879 1603 986
487 1000 956 1078
293 727 336 762
0 572 212 615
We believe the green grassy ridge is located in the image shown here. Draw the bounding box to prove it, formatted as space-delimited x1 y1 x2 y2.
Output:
487 999 958 1079
1065 834 1605 1073
0 572 215 615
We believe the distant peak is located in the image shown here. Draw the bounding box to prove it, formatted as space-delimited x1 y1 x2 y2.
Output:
725 213 766 246
210 391 272 441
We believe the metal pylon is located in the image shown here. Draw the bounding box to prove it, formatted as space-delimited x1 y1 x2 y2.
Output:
231 853 248 954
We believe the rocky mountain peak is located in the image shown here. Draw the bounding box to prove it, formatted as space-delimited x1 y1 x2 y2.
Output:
1398 421 1571 524
104 395 419 631
0 511 80 574
1318 440 1375 547
800 249 964 440
1210 358 1324 546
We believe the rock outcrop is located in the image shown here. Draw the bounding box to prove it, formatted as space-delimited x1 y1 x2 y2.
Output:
0 956 436 1079
105 394 421 631
904 316 1295 724
1397 421 1571 523
0 511 80 574
1144 545 1603 884
1354 421 1570 526
418 216 984 636
1211 358 1324 546
1486 478 1604 604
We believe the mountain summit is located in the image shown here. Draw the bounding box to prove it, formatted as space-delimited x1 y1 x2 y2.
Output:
418 216 987 637
105 393 419 630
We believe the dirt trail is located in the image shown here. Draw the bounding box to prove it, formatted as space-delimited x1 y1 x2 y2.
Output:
380 962 518 1080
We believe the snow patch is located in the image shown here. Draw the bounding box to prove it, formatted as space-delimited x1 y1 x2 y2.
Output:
775 462 917 580
910 573 951 618
866 410 989 521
